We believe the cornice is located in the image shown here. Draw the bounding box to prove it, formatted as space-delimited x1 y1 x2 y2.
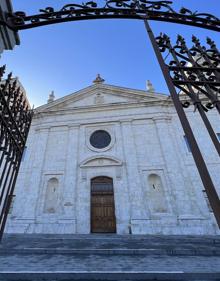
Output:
33 112 172 131
34 99 171 119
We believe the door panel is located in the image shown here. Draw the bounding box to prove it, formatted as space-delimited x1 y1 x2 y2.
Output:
91 177 116 233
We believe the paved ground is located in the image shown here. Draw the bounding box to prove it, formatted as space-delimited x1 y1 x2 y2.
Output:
0 234 220 280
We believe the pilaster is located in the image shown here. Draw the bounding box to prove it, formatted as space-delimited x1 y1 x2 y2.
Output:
62 126 80 224
23 128 49 219
120 120 144 220
153 116 196 217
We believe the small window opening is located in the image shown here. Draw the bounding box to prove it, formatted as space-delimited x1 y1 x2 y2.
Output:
184 136 191 153
21 146 27 161
202 190 213 212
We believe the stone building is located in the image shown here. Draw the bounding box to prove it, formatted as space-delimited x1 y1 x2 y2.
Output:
5 77 220 235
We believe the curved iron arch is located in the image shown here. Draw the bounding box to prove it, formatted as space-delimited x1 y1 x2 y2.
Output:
4 1 220 32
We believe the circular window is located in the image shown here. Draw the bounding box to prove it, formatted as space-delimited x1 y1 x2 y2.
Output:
90 130 111 149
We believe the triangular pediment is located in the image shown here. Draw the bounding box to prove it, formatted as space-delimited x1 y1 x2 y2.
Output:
36 83 168 112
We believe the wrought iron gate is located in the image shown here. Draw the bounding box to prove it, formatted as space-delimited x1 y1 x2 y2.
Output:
0 0 220 235
144 21 220 226
0 66 33 239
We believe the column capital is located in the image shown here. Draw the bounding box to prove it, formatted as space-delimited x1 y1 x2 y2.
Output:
120 119 133 125
153 116 172 123
68 124 80 129
35 127 50 132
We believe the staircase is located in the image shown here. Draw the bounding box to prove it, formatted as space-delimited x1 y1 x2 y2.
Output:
0 234 220 280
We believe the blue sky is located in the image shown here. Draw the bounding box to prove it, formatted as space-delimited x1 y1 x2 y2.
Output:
1 1 220 107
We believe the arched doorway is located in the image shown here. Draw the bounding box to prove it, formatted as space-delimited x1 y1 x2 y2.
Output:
91 176 116 233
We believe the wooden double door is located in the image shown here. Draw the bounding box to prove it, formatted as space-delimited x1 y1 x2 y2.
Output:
91 177 116 233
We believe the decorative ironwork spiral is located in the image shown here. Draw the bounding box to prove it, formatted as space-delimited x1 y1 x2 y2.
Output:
155 33 220 111
4 0 220 31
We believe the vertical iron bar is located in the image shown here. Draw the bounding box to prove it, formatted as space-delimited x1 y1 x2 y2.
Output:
0 67 33 240
0 154 15 205
0 161 18 240
196 106 220 156
144 19 220 228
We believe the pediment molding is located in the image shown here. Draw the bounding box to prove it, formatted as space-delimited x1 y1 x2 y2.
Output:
35 84 168 113
80 155 123 168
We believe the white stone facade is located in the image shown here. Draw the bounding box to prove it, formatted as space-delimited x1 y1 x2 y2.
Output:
5 83 220 235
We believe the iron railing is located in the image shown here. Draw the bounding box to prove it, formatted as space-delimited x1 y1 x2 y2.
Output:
0 65 33 239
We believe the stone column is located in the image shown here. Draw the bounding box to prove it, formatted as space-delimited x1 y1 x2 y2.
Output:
120 121 145 221
0 0 20 54
153 116 194 216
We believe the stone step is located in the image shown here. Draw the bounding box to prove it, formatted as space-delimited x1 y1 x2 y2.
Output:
2 234 220 246
3 233 220 244
1 234 220 256
1 246 220 256
0 272 220 281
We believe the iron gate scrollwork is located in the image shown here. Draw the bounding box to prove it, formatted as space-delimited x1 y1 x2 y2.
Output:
158 35 220 112
155 33 220 157
3 0 220 32
0 66 33 239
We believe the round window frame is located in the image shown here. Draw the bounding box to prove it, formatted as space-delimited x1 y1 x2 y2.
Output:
87 129 115 152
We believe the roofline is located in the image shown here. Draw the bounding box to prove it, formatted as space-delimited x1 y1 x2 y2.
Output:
36 83 168 110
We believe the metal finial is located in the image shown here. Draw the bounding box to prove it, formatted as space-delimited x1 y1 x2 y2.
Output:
93 74 105 84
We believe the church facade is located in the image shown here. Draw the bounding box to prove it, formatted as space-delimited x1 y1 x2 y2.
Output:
5 79 220 235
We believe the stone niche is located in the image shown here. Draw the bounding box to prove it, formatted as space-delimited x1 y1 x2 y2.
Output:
147 173 168 214
43 177 60 214
38 173 64 217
